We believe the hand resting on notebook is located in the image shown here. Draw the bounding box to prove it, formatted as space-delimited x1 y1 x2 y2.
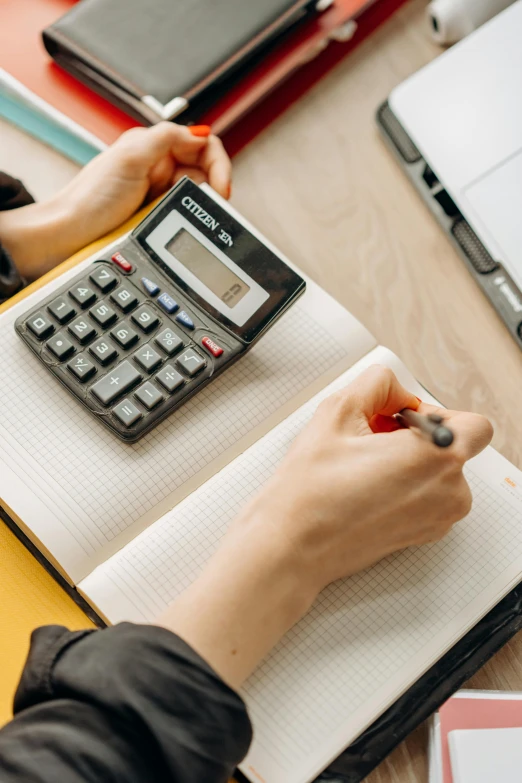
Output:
158 366 493 689
0 122 231 283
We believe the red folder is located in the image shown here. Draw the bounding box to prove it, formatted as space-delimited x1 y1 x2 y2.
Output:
0 0 408 156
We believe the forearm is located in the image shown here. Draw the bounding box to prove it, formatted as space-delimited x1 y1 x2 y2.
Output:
0 197 77 281
156 512 317 690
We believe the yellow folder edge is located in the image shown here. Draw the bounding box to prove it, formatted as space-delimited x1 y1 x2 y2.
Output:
0 203 154 724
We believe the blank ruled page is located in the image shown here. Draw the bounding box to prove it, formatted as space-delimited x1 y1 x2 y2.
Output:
0 250 373 581
80 346 522 783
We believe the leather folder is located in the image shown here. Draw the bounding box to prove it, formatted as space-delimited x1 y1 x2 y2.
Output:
42 0 330 124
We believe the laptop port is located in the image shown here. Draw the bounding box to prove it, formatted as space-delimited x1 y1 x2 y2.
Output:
422 164 439 189
433 188 460 218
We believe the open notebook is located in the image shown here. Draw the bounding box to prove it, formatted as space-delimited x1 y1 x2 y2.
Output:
1 212 522 783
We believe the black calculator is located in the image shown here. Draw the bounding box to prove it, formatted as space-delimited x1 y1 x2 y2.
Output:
15 178 305 442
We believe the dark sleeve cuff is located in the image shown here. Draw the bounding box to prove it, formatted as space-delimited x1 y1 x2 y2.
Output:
0 172 35 211
13 623 252 781
0 244 26 304
0 172 34 303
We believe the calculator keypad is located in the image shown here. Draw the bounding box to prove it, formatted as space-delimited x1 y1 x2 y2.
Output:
16 253 242 441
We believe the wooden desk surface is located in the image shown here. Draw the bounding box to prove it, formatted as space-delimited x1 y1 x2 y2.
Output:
3 1 522 780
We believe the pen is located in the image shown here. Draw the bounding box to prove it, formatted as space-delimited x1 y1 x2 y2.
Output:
396 409 454 448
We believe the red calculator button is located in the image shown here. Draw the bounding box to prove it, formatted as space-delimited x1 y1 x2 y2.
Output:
111 252 133 272
201 336 224 357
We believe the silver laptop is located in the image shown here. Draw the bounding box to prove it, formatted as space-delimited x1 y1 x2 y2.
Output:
378 0 522 347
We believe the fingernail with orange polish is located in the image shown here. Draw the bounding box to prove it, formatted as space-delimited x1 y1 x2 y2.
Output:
226 182 232 199
189 125 211 137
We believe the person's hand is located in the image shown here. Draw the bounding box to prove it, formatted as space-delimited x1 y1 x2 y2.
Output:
0 123 231 281
241 365 494 592
158 366 493 688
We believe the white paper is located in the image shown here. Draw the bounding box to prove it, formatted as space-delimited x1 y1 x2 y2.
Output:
449 727 522 782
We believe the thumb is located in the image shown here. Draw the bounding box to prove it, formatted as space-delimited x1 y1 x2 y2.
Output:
331 365 420 436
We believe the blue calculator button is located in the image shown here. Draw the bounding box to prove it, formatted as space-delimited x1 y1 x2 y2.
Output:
141 277 160 296
157 292 179 314
175 310 195 330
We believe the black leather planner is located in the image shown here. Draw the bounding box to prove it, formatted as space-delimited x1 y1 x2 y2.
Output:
43 0 324 124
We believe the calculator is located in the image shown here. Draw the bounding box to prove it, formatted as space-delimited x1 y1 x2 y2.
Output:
15 178 305 442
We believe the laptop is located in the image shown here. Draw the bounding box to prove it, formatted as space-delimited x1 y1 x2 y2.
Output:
377 0 522 348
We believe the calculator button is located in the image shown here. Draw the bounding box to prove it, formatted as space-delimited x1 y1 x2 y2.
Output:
134 343 162 372
131 305 160 333
113 398 142 427
89 337 118 366
69 282 97 309
27 312 54 339
47 333 75 360
175 310 195 330
156 365 184 393
111 252 133 273
157 292 179 314
110 285 138 313
90 301 118 327
141 277 160 296
67 353 97 382
134 381 164 410
89 265 118 292
68 316 97 345
48 296 75 324
201 336 224 358
176 348 206 377
91 360 142 405
155 328 183 356
110 321 139 349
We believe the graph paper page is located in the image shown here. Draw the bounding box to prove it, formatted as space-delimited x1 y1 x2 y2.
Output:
0 243 374 583
80 345 522 783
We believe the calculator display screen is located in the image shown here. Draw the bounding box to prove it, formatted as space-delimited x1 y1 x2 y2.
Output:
165 229 250 309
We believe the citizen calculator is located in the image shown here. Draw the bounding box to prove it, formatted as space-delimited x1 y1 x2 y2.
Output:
15 178 305 442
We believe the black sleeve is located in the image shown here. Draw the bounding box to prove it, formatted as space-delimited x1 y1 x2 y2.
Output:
0 172 35 303
0 623 253 783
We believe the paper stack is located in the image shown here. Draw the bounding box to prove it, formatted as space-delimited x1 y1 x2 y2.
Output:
429 690 522 782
